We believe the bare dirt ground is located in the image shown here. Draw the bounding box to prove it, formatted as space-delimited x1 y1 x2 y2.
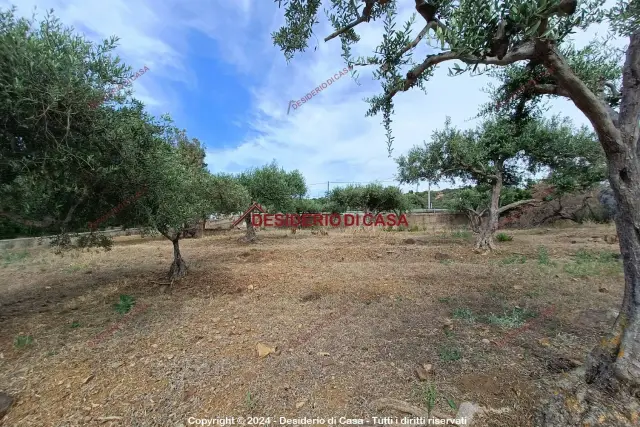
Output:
0 224 629 426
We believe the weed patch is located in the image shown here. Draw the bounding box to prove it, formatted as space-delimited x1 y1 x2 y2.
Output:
452 308 475 323
496 233 513 242
421 382 437 416
14 334 33 348
450 230 472 239
2 250 28 266
245 391 257 410
487 307 538 329
502 254 527 264
114 294 136 314
439 345 462 362
536 246 557 266
563 249 621 277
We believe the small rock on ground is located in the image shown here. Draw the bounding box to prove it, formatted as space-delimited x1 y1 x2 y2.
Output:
456 402 484 425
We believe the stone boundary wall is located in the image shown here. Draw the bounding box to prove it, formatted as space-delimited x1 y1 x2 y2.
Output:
0 213 469 249
0 228 140 250
205 212 468 231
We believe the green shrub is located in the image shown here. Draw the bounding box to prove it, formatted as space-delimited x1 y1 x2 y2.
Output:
496 233 513 242
439 345 462 361
487 307 538 328
452 308 475 323
502 254 526 264
564 249 621 277
114 294 136 314
14 335 33 348
537 246 550 265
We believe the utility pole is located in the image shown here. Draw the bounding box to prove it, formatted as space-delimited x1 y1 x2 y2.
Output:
327 181 330 194
428 181 432 210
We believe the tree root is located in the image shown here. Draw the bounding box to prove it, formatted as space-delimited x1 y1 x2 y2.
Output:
537 367 640 426
239 235 258 243
169 260 187 279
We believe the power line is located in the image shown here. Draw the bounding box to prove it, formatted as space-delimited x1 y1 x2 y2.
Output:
307 177 397 186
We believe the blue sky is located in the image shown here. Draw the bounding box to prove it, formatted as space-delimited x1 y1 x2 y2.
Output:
2 0 627 198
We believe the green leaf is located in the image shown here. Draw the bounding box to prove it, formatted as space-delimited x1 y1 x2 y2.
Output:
527 20 541 36
447 398 457 410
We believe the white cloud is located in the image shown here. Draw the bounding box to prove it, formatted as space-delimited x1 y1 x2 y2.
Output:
204 2 628 194
2 0 628 196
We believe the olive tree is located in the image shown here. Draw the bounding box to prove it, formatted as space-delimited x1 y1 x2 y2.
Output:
327 183 408 214
0 7 149 235
397 115 602 248
127 121 250 279
237 161 307 240
272 0 640 411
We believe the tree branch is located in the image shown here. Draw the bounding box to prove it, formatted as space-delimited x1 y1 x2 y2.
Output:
0 187 90 229
617 32 640 151
604 81 621 99
324 0 381 42
0 212 57 228
380 22 435 72
498 199 537 215
545 48 624 155
549 0 578 16
388 42 535 100
62 187 90 227
531 84 572 98
324 15 368 42
595 76 622 125
463 207 480 216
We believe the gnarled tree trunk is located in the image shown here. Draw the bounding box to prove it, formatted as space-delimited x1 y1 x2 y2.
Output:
169 237 187 279
475 173 503 250
585 143 640 391
244 215 257 242
546 32 640 390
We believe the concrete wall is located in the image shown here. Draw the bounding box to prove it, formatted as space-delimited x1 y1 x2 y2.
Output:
0 228 140 250
405 212 468 229
205 212 468 231
0 213 469 249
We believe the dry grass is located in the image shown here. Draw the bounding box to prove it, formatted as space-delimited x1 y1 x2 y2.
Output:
0 223 625 426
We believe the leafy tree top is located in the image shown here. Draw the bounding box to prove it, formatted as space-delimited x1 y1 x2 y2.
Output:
396 114 602 190
272 0 637 154
0 6 160 232
327 183 408 213
237 161 307 213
